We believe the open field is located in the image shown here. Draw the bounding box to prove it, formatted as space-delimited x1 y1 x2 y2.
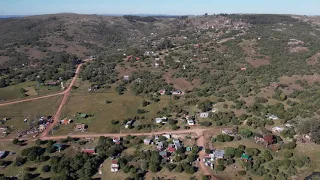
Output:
0 95 62 138
0 81 62 101
54 81 172 135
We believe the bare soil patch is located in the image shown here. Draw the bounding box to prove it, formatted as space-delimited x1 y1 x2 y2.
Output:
247 58 270 67
289 46 309 53
0 56 10 64
307 52 320 65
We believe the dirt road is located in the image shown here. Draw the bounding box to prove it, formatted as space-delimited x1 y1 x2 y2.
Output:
40 63 83 137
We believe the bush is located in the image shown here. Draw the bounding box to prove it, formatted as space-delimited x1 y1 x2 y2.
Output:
284 142 296 149
137 109 147 114
238 170 246 176
42 165 51 172
283 151 293 158
216 165 225 171
12 138 19 145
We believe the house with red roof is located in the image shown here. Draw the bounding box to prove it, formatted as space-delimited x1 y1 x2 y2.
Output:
82 148 96 154
111 160 119 172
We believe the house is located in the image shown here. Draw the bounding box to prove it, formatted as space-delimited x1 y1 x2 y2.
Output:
74 124 86 131
53 143 63 152
200 112 209 118
79 113 88 119
156 142 164 150
212 108 218 113
186 147 192 152
240 67 247 71
187 119 195 126
38 124 46 132
171 90 183 95
271 126 285 133
144 139 151 145
155 117 167 124
125 120 134 129
254 134 274 147
111 160 119 172
0 151 6 159
136 57 140 61
214 150 225 159
159 151 168 158
126 56 133 60
82 148 96 154
155 63 160 68
163 134 171 139
154 135 159 141
113 137 121 144
168 144 176 153
222 129 235 136
159 89 166 95
123 75 130 81
267 114 279 120
240 153 252 162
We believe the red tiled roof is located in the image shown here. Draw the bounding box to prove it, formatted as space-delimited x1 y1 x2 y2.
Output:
82 149 95 154
111 160 118 164
263 135 274 144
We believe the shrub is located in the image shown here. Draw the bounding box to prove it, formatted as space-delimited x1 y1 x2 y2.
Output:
42 165 51 172
238 170 246 176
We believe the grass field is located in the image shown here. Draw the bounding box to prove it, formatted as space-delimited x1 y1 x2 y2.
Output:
54 80 172 135
0 95 62 138
0 81 62 101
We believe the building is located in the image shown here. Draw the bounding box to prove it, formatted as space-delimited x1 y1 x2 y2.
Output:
74 124 86 131
214 150 225 159
111 160 119 172
53 143 63 152
123 75 130 81
0 151 6 159
162 134 171 139
156 142 164 151
144 139 151 145
200 112 209 118
82 148 96 154
38 124 46 132
171 90 183 95
113 137 121 144
159 151 168 158
271 126 285 133
240 153 252 162
222 128 235 136
267 114 279 120
155 63 160 68
125 120 134 129
159 89 166 95
187 119 195 126
155 117 167 124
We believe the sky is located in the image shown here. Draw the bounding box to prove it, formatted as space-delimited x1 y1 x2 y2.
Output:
0 0 319 16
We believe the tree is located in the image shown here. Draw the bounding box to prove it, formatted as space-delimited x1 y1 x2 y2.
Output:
35 139 43 145
14 156 26 166
142 100 150 107
283 151 293 158
12 138 19 145
261 151 273 161
238 170 246 176
224 147 236 158
216 165 225 172
42 165 51 172
165 163 176 171
175 164 184 172
239 129 253 138
284 142 296 149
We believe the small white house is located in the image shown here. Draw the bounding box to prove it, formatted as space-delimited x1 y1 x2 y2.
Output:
187 119 195 126
111 160 119 172
272 126 285 133
123 75 130 80
200 112 209 118
267 114 279 120
212 108 218 113
155 63 159 68
155 117 167 124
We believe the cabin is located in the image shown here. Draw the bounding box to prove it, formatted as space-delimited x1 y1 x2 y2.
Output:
159 89 166 95
267 114 279 120
155 117 167 124
241 153 252 162
82 148 96 154
144 139 151 145
214 150 225 159
74 124 86 131
111 160 119 172
113 137 121 144
200 112 209 118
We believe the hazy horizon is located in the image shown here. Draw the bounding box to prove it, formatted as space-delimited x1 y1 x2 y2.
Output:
0 0 319 16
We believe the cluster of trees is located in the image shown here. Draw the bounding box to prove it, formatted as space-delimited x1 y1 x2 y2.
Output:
297 118 320 144
123 15 157 22
246 117 274 128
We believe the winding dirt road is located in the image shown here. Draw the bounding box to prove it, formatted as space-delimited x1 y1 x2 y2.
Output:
40 63 83 137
